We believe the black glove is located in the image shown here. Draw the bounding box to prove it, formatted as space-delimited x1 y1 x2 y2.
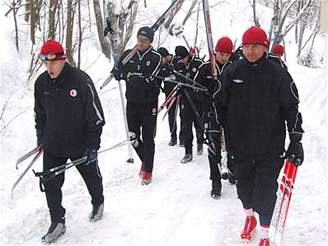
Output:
112 69 122 81
286 132 304 165
84 149 98 166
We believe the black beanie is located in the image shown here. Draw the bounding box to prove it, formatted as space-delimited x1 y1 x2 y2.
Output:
158 47 170 57
175 46 189 59
137 26 154 43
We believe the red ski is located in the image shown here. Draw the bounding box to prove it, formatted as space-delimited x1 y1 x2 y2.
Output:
269 159 299 245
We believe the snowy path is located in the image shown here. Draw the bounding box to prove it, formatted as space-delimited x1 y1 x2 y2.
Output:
1 79 327 245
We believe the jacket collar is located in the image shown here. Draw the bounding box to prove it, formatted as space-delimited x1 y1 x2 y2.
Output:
244 53 268 68
49 62 70 86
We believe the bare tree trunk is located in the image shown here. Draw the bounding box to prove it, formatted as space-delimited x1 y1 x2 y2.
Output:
121 1 138 55
48 0 59 38
77 0 82 68
268 0 279 44
66 0 75 64
194 1 201 48
25 0 30 22
93 0 110 58
30 0 36 44
275 0 312 44
11 0 19 51
294 0 302 43
251 0 260 27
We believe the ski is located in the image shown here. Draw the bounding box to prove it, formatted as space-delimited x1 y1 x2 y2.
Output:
158 86 179 113
16 145 42 170
202 0 218 80
101 0 186 90
163 0 186 29
269 160 299 245
11 146 43 198
171 95 181 132
168 0 198 37
162 95 177 120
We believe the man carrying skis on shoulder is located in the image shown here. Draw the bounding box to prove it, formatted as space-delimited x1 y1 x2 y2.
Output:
194 36 236 199
112 26 161 185
157 47 183 147
173 45 204 163
34 39 105 243
214 26 304 246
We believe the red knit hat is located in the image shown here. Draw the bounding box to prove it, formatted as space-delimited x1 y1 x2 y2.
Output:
242 26 269 47
271 44 284 56
215 37 233 54
40 39 66 61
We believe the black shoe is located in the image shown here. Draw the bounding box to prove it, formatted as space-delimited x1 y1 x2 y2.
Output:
41 222 66 243
197 143 203 155
89 203 104 222
168 137 177 146
179 140 185 147
211 180 222 199
228 174 237 185
180 153 192 163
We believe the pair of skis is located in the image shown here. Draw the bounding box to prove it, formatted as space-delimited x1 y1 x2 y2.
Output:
270 159 300 245
11 133 137 197
11 145 43 198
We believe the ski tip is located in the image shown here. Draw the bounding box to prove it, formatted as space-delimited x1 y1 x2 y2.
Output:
126 158 134 164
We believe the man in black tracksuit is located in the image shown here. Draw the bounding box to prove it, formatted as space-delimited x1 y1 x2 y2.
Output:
195 36 235 199
112 26 161 185
214 27 304 245
157 47 183 147
174 46 204 163
34 40 105 243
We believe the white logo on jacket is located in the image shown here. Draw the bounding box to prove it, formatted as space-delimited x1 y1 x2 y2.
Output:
232 79 244 84
69 89 77 97
152 107 157 116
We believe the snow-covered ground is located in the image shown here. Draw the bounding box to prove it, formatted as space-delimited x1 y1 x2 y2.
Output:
0 1 327 245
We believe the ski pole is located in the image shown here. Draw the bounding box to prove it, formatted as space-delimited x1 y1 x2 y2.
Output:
152 74 207 92
165 67 208 91
34 137 136 184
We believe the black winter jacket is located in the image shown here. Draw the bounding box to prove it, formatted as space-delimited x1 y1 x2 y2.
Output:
112 47 161 103
174 56 204 101
268 53 288 70
158 56 177 95
215 54 303 159
195 60 232 124
34 63 105 157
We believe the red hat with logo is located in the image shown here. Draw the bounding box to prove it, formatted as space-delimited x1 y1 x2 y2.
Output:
40 39 66 61
271 44 284 56
242 26 269 47
215 37 233 54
